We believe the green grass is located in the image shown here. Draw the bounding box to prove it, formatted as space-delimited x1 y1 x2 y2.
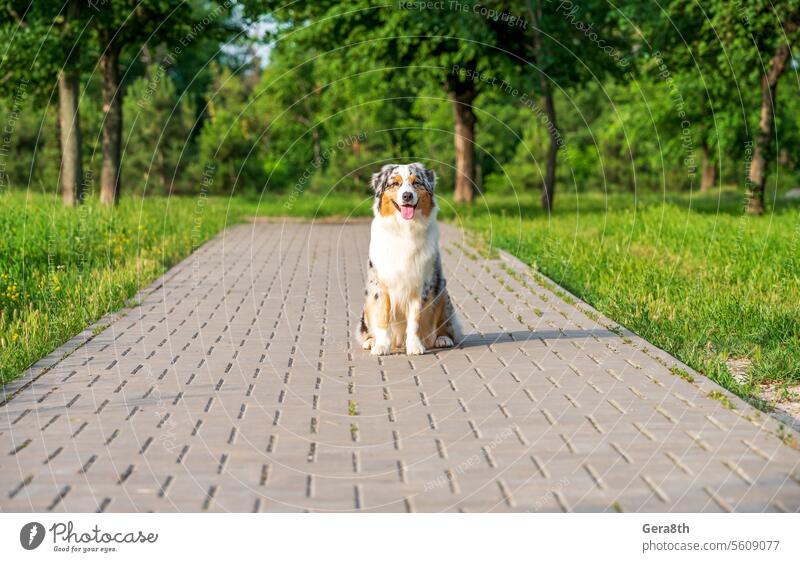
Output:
0 192 234 384
444 188 800 399
0 189 373 384
2 186 798 407
251 190 370 218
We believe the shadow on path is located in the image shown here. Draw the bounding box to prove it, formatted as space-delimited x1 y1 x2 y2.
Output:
456 329 619 349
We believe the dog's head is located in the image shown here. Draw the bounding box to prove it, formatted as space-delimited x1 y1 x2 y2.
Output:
371 163 437 222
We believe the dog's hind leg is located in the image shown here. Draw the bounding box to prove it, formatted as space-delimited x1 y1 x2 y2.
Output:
359 267 392 355
434 292 461 348
434 335 454 348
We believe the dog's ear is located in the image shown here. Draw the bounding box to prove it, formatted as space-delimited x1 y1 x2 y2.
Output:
371 164 396 197
411 163 436 191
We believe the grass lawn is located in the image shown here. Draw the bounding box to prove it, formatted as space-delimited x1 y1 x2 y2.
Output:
0 190 375 384
444 188 800 404
1 187 798 411
0 192 223 383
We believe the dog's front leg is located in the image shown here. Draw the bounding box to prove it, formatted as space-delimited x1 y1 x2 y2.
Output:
405 296 425 355
371 290 392 356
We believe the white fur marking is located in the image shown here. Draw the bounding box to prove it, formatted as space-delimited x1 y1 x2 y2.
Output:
405 298 425 355
372 327 391 356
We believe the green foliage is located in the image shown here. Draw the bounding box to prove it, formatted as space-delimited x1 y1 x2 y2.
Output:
631 0 800 184
196 63 279 193
0 98 61 192
0 2 79 103
122 65 197 195
4 1 800 202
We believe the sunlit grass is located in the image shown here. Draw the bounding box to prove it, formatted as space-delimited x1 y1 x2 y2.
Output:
0 189 373 384
0 192 238 384
2 186 798 403
446 187 800 398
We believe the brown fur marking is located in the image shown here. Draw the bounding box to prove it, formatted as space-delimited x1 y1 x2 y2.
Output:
417 190 434 217
379 188 398 217
417 293 455 347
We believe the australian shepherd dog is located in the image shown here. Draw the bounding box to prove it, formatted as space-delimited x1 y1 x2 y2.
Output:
357 163 462 355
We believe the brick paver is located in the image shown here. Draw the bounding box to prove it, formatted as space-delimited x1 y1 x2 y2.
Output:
1 221 799 512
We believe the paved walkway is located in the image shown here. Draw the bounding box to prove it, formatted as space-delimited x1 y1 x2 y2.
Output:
1 221 799 512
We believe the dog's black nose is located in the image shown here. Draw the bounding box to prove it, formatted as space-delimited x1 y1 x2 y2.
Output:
401 191 413 203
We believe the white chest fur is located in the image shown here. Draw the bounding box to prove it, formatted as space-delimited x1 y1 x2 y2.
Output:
369 215 439 311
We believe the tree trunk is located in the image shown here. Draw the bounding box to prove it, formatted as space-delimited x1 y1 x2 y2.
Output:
747 42 791 214
700 141 717 192
527 0 559 212
312 128 322 168
100 46 122 205
156 147 167 193
57 70 84 206
57 0 84 206
448 82 476 204
541 88 558 212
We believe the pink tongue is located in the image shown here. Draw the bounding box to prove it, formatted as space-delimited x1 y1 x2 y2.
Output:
400 205 415 220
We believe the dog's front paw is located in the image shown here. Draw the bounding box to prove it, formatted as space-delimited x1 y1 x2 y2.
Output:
434 336 454 348
405 336 425 355
371 331 391 356
371 339 391 356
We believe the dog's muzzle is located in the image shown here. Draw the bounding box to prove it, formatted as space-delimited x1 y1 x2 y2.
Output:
396 189 417 220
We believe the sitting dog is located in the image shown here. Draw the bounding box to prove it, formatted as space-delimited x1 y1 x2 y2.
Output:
357 163 462 355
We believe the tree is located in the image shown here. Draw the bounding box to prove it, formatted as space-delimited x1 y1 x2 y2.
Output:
86 0 240 204
0 0 88 205
745 12 799 213
247 1 517 203
640 0 800 213
507 0 629 210
446 67 479 203
57 0 85 205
